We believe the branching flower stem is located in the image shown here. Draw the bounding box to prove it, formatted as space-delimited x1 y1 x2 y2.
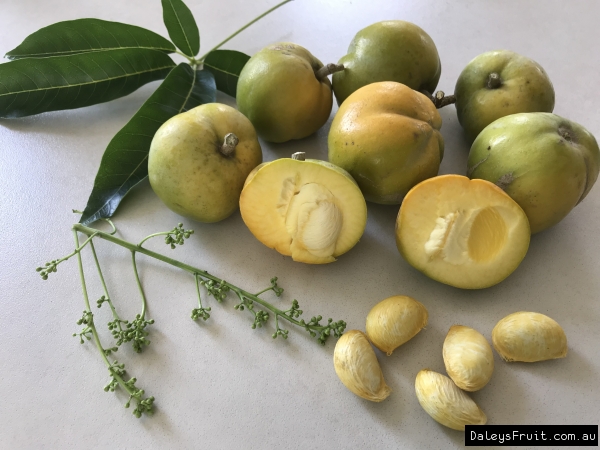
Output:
41 222 345 417
131 251 148 319
70 223 345 343
73 231 153 417
89 240 120 323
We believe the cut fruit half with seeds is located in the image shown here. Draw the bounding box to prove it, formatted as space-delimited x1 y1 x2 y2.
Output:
396 175 530 289
240 153 367 264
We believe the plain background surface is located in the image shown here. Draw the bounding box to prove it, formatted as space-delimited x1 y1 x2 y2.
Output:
1 1 599 449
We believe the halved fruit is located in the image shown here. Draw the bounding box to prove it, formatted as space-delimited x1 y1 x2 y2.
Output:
395 175 530 289
240 153 367 264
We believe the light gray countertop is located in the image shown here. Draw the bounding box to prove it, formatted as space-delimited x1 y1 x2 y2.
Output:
1 1 599 448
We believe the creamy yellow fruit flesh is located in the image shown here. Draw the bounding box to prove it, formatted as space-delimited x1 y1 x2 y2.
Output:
396 175 530 289
240 158 367 264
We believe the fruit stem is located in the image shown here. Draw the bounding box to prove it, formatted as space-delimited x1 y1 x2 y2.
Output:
291 152 305 161
314 63 345 81
487 73 502 89
220 133 239 157
421 90 456 109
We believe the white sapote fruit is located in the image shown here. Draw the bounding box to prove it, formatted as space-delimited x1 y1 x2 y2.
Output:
395 174 530 289
492 312 567 362
455 50 555 141
149 103 262 223
443 325 494 391
239 153 367 264
365 295 428 355
333 330 391 402
467 112 600 234
415 369 487 431
237 42 333 143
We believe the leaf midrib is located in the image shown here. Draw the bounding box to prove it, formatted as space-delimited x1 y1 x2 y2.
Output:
0 64 175 97
166 0 194 56
8 46 175 59
86 66 199 219
203 62 240 78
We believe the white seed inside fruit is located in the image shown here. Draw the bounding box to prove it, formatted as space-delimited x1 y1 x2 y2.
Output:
279 179 343 259
415 369 487 431
424 206 508 264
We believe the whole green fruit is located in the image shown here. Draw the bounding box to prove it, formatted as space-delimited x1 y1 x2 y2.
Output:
332 20 441 106
455 50 555 141
236 43 333 143
148 103 262 223
467 113 600 234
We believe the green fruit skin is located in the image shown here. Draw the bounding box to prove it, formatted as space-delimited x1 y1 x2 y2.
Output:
468 113 600 233
455 50 555 141
148 103 262 223
236 43 333 143
332 21 441 106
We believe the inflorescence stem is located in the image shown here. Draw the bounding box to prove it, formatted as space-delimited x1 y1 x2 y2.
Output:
71 223 345 342
73 231 144 406
42 222 345 418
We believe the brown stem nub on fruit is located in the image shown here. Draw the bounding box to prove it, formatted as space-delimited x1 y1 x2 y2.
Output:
291 152 306 161
314 63 345 81
487 73 502 89
421 90 456 109
220 133 239 157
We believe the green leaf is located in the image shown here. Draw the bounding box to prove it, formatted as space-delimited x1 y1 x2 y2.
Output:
161 0 200 57
0 49 175 118
5 19 175 59
79 64 216 226
203 49 250 98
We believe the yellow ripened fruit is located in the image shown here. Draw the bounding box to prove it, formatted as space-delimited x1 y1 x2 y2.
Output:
492 312 567 362
329 81 443 204
443 325 494 391
148 103 262 223
239 153 367 264
365 295 428 355
395 175 530 289
415 369 487 431
333 330 391 402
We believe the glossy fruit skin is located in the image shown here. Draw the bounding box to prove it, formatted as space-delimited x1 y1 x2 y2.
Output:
455 50 555 141
468 113 600 234
328 81 443 204
236 43 333 143
148 103 262 223
332 21 441 106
